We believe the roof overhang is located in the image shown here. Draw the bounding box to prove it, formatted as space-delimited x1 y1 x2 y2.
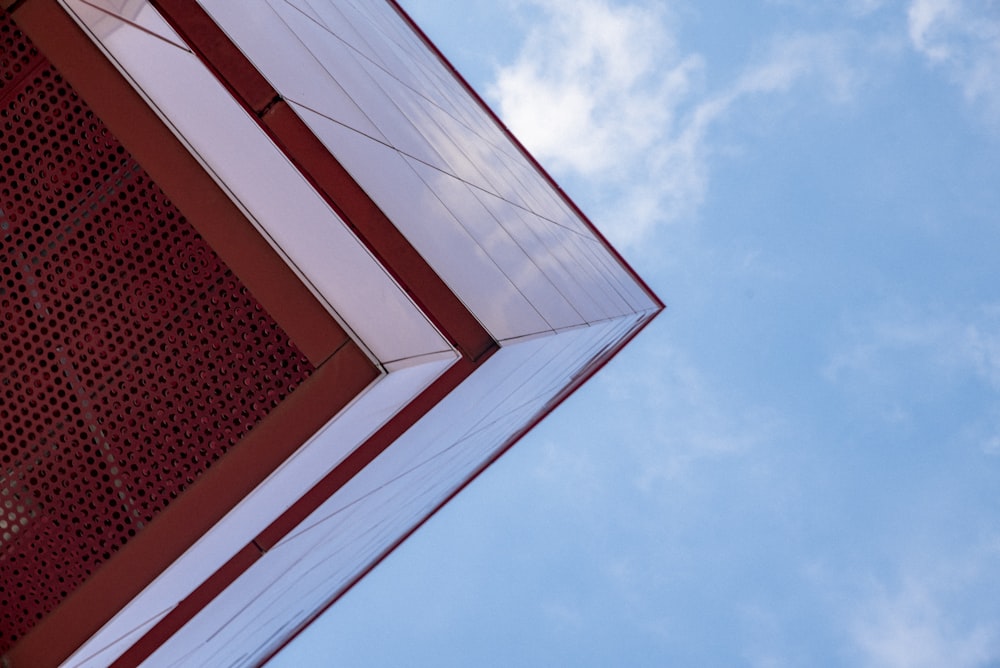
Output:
0 1 662 665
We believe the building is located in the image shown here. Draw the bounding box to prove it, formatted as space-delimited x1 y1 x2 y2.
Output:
0 1 662 665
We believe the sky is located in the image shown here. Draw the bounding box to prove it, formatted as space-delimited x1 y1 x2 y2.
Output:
272 1 1000 666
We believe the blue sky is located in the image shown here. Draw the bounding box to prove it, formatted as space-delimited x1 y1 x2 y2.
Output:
273 1 1000 666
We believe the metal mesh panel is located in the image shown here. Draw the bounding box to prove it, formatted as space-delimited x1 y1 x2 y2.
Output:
0 13 315 651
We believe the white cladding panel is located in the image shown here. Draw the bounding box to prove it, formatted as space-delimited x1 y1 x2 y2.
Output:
60 353 457 668
195 0 658 341
143 315 649 667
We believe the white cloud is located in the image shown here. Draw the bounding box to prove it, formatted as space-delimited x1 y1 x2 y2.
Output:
908 0 960 60
852 584 1000 667
491 0 693 177
598 339 783 492
906 0 1000 126
525 334 783 516
848 560 1000 668
823 304 1000 454
489 0 860 249
824 304 1000 391
984 436 1000 453
489 0 702 247
733 32 861 104
803 533 1000 668
966 307 1000 388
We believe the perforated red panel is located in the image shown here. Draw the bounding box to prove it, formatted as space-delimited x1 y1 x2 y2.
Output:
0 13 315 652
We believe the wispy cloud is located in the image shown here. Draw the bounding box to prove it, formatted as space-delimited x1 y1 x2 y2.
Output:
489 0 702 247
525 334 784 513
906 0 1000 127
823 303 1000 454
848 561 1000 668
489 0 860 248
597 338 783 493
966 307 1000 389
824 304 1000 390
491 0 692 177
789 529 1000 668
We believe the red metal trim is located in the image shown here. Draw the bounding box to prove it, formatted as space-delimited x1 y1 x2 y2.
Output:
145 0 277 114
110 542 264 668
116 349 496 666
253 354 489 551
259 101 494 361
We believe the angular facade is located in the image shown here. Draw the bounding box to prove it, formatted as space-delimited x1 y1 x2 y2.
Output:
0 1 661 666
